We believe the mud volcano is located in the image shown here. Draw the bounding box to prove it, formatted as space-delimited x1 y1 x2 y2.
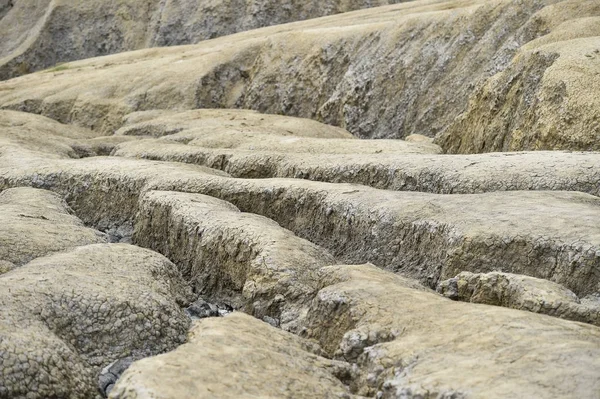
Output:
0 0 599 398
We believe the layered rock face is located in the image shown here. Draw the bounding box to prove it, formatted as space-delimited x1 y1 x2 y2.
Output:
1 0 600 398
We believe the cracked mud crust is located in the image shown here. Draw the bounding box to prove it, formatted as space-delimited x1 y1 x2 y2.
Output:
1 0 599 398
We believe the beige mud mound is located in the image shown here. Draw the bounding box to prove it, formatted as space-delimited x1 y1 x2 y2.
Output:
2 149 600 297
0 187 107 267
0 243 193 399
111 110 599 194
0 0 598 151
109 266 600 399
114 192 600 398
110 313 355 399
134 191 335 331
0 1 599 385
115 109 440 154
303 264 600 398
0 0 406 80
437 34 600 153
0 109 140 158
117 109 355 139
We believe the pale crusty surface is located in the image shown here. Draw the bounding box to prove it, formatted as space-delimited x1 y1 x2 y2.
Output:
0 0 598 151
0 1 599 393
2 150 600 296
0 109 140 159
114 138 600 196
134 191 335 332
114 109 441 154
0 187 107 267
110 313 356 399
437 6 600 153
0 120 599 397
0 243 193 399
117 191 600 398
116 109 355 139
302 264 600 398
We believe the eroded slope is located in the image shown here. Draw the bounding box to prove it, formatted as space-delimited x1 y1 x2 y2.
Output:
0 0 407 80
0 0 598 151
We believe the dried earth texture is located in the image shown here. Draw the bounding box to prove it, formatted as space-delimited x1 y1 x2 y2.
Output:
300 265 600 398
110 313 356 399
1 0 600 398
111 110 600 195
0 240 194 398
0 0 407 80
1 109 600 397
1 0 599 151
0 187 107 268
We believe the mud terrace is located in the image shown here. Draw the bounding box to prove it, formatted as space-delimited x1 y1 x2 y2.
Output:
1 0 600 398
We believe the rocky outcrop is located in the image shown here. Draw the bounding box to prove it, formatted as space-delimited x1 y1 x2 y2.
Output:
438 271 600 326
110 313 355 399
0 0 406 80
1 0 598 151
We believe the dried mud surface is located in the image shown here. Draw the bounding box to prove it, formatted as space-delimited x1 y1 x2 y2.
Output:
1 1 599 398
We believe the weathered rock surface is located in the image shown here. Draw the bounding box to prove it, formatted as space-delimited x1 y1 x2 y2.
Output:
437 11 600 153
0 187 107 267
116 109 355 140
5 109 600 200
110 313 355 399
0 109 102 158
0 109 139 159
157 179 600 296
0 0 406 80
0 243 193 398
109 275 600 399
438 271 600 327
301 264 600 398
1 0 598 151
